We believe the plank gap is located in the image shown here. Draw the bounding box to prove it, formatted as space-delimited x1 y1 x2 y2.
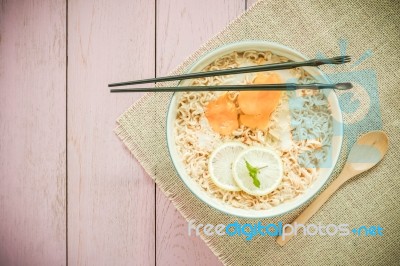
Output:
154 0 158 265
66 0 69 265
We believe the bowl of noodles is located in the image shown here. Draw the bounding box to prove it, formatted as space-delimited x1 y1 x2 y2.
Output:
167 41 343 218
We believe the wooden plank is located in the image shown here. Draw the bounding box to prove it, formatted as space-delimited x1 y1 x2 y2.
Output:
247 0 259 8
155 1 245 265
0 0 66 265
67 0 155 265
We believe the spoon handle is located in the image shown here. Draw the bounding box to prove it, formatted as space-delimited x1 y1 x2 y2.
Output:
276 165 356 246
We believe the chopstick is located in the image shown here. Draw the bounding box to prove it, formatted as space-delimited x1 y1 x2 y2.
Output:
108 56 351 87
110 82 353 93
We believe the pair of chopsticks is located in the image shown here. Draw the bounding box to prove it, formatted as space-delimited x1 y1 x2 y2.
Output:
109 56 352 92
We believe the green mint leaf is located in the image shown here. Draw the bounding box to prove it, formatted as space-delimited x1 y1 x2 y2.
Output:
253 177 260 188
245 160 261 188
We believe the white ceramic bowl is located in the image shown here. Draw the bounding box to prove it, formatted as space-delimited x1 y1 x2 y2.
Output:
167 41 343 218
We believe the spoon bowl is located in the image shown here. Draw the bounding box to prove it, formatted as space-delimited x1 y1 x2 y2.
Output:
347 131 389 173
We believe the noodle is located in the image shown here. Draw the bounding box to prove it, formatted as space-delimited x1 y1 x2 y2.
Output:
174 51 333 210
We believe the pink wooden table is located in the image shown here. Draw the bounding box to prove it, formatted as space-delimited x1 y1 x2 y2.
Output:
0 0 257 265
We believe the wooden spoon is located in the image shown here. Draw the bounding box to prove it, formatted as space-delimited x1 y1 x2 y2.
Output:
276 130 389 246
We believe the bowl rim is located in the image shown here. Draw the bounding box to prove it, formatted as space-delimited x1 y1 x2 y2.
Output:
166 40 343 218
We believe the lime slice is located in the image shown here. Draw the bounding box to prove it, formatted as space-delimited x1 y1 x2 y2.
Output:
233 147 283 196
208 142 247 191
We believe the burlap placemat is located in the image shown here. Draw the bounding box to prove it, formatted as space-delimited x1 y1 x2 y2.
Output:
116 0 400 265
